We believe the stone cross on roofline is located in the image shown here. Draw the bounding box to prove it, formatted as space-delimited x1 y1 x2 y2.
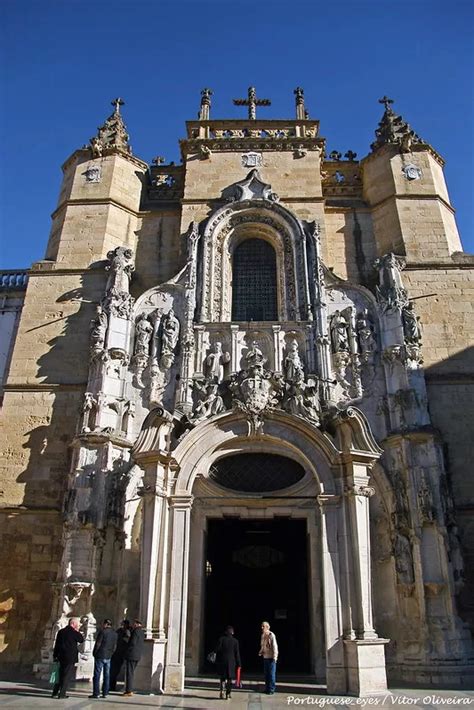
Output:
111 97 125 114
378 95 394 112
233 86 271 120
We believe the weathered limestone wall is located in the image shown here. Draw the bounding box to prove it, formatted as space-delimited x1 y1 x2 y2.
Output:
404 263 474 630
46 152 146 267
323 208 376 281
362 148 462 259
134 212 182 290
183 148 322 201
0 265 104 668
0 509 64 670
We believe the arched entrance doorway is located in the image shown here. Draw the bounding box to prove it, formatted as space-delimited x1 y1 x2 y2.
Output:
132 407 389 697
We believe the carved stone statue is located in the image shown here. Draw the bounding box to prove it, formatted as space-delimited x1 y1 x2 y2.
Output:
105 247 134 294
283 339 305 383
418 473 436 524
90 136 103 158
90 305 108 353
245 341 265 370
374 252 408 312
82 392 98 432
160 308 180 368
330 311 349 353
402 302 422 344
134 313 153 357
193 380 225 421
393 532 415 585
356 309 377 359
205 342 230 384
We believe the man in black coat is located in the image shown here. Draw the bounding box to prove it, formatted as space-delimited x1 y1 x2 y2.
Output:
122 619 145 697
216 625 241 699
89 619 118 699
52 618 84 699
109 619 131 692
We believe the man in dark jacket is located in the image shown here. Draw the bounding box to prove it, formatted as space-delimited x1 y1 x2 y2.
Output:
109 619 131 692
52 618 84 699
89 619 118 699
122 619 145 697
216 625 241 699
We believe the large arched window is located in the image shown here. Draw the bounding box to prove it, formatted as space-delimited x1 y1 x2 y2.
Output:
231 238 278 321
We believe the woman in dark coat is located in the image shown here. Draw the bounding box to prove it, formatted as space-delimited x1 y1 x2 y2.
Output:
215 625 241 699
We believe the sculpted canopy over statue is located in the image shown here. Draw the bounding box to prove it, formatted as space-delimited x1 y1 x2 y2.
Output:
205 342 230 384
105 247 134 294
330 311 349 353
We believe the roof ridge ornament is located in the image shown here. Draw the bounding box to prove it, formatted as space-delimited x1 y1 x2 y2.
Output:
294 87 309 120
199 88 213 121
370 96 424 155
221 169 279 203
233 86 271 120
89 98 132 158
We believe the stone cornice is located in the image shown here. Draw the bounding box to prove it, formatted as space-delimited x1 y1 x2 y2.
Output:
181 137 325 156
368 192 455 215
51 197 142 221
61 148 148 172
360 142 445 167
3 382 87 392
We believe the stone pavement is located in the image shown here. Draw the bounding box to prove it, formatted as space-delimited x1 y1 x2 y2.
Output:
0 678 473 709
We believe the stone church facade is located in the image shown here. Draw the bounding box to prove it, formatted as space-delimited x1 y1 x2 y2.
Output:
1 88 473 695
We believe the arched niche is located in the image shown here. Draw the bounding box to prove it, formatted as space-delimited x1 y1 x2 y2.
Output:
199 201 310 323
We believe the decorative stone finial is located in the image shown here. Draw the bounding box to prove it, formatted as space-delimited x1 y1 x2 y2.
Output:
199 88 213 120
345 150 357 161
371 96 424 154
294 87 306 120
111 97 125 114
233 86 271 120
152 156 165 165
89 98 132 157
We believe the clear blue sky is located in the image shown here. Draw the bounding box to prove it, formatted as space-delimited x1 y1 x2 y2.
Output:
1 0 473 269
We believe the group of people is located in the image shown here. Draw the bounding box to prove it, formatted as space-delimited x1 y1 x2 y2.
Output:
51 618 144 700
214 621 278 699
52 616 279 700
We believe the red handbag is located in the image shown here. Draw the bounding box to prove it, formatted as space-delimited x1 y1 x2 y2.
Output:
235 666 242 688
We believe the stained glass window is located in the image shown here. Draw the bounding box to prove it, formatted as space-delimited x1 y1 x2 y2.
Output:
231 238 278 321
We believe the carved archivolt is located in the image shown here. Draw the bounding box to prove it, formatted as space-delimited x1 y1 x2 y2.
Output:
201 201 308 322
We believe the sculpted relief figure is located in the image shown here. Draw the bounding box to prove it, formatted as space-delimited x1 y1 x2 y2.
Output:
283 339 305 383
134 313 153 357
402 302 422 344
90 305 108 354
356 309 377 360
160 308 180 368
245 340 265 370
193 380 225 421
330 310 349 353
205 341 230 384
105 247 134 294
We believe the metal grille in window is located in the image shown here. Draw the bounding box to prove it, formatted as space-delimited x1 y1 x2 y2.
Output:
209 453 305 492
231 239 278 321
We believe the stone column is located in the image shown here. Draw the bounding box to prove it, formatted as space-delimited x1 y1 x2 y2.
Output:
318 494 347 695
342 463 389 696
164 495 193 693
